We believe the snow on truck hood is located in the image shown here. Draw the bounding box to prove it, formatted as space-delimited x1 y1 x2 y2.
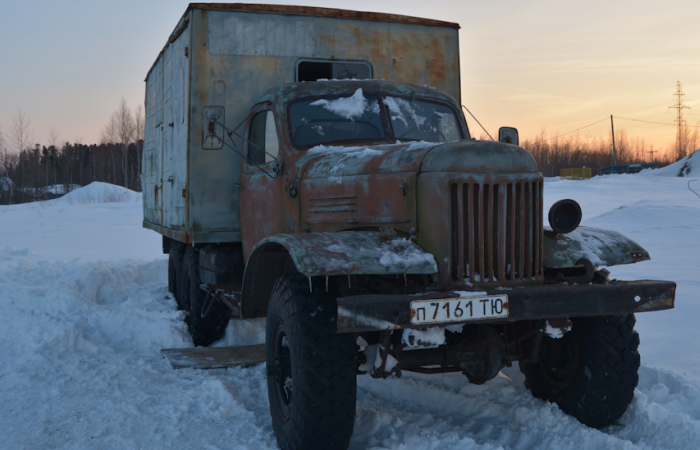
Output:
299 139 538 180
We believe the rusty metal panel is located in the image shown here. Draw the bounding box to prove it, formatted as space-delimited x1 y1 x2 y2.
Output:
301 173 414 230
208 12 316 56
543 227 651 268
417 171 544 289
449 178 543 284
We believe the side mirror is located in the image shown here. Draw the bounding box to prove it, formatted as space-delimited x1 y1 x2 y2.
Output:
498 127 519 146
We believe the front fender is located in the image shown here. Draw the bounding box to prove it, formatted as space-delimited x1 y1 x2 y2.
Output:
239 231 437 318
543 226 650 269
254 231 438 277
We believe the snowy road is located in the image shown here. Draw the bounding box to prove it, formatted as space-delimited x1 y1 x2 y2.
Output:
1 157 699 450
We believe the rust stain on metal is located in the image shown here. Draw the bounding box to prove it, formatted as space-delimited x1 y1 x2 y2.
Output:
428 36 447 86
635 293 675 312
337 306 402 333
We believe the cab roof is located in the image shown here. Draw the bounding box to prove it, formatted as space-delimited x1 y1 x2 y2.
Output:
254 79 460 108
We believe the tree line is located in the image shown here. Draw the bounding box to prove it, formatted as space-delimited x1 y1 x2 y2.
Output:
518 126 698 178
0 99 144 205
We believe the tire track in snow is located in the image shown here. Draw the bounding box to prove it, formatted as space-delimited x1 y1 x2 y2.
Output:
352 367 700 450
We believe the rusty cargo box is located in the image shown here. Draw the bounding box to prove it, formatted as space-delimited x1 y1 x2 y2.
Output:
142 3 461 245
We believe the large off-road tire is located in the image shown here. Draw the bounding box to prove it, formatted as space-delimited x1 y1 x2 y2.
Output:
182 246 228 347
520 314 640 428
168 242 186 309
266 274 356 450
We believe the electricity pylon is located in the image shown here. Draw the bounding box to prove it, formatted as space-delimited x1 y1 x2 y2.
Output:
669 81 691 159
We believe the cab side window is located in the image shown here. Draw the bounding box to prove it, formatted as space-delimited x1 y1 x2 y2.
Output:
248 110 280 165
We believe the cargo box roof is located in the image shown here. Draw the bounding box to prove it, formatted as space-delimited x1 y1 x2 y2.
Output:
186 3 459 29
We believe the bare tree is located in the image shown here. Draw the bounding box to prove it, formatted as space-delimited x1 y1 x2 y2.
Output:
0 125 6 176
134 104 145 190
11 109 34 154
11 109 34 202
45 126 61 187
135 104 145 142
48 126 60 149
102 98 136 188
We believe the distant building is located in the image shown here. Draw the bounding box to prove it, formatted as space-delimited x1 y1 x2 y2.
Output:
561 168 592 180
600 163 660 175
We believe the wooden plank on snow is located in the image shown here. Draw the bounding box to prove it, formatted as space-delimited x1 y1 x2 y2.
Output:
161 344 266 369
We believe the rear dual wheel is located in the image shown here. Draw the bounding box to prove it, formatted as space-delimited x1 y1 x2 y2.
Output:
171 245 229 347
168 242 186 308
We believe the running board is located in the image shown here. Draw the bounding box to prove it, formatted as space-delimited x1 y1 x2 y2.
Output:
161 344 266 369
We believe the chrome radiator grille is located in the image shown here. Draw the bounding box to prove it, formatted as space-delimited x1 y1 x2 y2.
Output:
450 179 543 285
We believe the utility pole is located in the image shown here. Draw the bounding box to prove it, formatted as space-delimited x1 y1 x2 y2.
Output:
649 150 656 163
610 115 617 166
669 81 691 159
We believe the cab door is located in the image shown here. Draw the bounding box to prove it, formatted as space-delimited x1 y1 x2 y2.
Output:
239 105 287 259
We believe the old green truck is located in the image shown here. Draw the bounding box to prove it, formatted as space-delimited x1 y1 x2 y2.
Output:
143 4 675 450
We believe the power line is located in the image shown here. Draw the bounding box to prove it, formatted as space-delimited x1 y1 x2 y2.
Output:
546 115 700 142
620 100 674 116
535 89 698 142
545 117 609 141
615 117 674 126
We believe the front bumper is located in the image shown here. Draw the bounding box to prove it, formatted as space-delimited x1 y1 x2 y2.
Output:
336 280 675 333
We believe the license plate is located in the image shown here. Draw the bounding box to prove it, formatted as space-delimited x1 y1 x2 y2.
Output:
410 294 509 325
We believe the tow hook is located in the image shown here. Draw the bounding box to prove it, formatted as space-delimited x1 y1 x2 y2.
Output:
559 258 595 284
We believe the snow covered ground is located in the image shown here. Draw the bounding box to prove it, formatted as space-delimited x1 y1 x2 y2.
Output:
1 155 699 449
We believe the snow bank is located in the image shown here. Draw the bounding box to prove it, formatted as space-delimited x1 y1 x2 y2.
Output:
641 148 699 177
57 181 141 203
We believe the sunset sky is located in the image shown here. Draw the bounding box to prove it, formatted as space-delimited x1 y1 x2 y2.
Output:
1 0 698 158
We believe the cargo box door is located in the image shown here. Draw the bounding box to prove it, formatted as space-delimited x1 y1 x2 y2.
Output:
161 38 188 229
143 58 163 225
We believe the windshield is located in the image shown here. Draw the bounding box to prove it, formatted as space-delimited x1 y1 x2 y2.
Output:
289 89 386 147
384 97 463 142
288 88 464 148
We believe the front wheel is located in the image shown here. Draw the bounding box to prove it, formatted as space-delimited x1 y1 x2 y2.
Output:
266 274 356 450
520 314 640 428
